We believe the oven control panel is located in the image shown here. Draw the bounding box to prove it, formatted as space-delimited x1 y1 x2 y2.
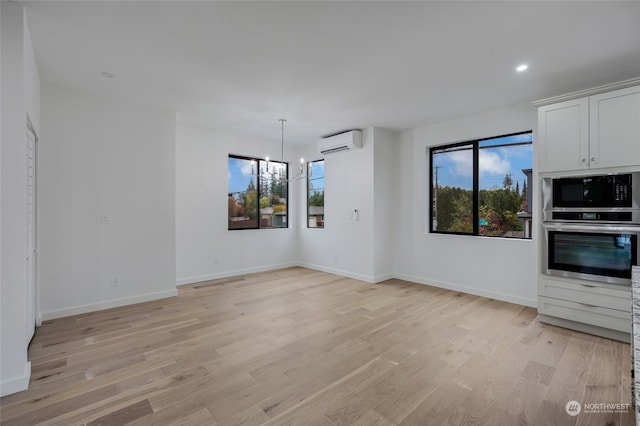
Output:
552 211 633 221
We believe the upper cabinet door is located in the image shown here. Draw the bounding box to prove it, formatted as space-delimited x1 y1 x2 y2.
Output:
590 85 640 170
538 98 589 173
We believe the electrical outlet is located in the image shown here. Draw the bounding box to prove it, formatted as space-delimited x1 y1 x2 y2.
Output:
213 256 220 265
110 275 120 287
101 215 111 224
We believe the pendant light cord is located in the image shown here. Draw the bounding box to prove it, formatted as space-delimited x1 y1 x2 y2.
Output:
279 119 286 180
280 119 286 166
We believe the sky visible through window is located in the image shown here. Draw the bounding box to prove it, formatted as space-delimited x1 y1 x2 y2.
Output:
228 157 255 195
308 160 325 193
433 133 532 190
228 157 325 195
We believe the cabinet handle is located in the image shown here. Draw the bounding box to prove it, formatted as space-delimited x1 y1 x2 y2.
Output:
591 157 596 162
581 284 597 288
579 302 598 308
581 158 587 163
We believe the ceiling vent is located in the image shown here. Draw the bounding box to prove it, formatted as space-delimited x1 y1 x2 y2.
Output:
318 130 362 155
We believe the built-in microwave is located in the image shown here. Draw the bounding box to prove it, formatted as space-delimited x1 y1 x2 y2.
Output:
542 172 640 223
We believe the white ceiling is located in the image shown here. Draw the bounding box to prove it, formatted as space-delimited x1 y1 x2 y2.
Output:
23 1 640 144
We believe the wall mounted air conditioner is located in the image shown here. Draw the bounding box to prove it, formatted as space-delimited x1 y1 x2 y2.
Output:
318 130 362 155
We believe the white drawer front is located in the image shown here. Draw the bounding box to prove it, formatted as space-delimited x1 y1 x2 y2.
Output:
539 278 631 312
538 296 631 333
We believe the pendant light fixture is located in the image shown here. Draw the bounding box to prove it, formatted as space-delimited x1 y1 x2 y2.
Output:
275 118 306 182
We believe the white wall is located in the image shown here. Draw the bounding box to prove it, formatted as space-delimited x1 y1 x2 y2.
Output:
175 123 298 284
373 128 396 281
297 128 377 282
1 1 40 397
38 83 177 320
24 14 40 134
178 111 537 305
394 102 539 307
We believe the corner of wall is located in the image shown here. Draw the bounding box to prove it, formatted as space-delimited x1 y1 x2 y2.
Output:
0 362 31 397
23 7 41 135
1 0 31 398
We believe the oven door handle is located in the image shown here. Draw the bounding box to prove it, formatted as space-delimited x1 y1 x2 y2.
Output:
542 221 640 234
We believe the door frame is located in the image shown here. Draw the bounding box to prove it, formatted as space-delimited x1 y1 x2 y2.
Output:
26 115 40 331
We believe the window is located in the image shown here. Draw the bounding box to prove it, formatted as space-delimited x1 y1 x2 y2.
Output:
430 131 533 239
307 160 325 228
228 155 288 230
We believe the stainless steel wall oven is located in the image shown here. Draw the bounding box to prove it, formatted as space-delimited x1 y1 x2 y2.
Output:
542 172 640 285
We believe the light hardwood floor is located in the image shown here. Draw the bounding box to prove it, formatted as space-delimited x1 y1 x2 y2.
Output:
0 267 634 425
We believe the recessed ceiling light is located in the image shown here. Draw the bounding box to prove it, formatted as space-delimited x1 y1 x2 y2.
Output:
100 71 115 79
516 64 528 72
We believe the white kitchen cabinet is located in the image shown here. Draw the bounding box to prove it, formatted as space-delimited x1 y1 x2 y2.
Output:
538 98 589 173
538 276 631 341
538 296 630 333
589 85 640 170
537 83 640 173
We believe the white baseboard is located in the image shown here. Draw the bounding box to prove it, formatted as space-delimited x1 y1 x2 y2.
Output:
178 264 536 308
1 362 31 397
297 262 376 284
40 289 178 321
394 273 537 308
298 267 535 307
176 262 298 286
372 273 394 284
